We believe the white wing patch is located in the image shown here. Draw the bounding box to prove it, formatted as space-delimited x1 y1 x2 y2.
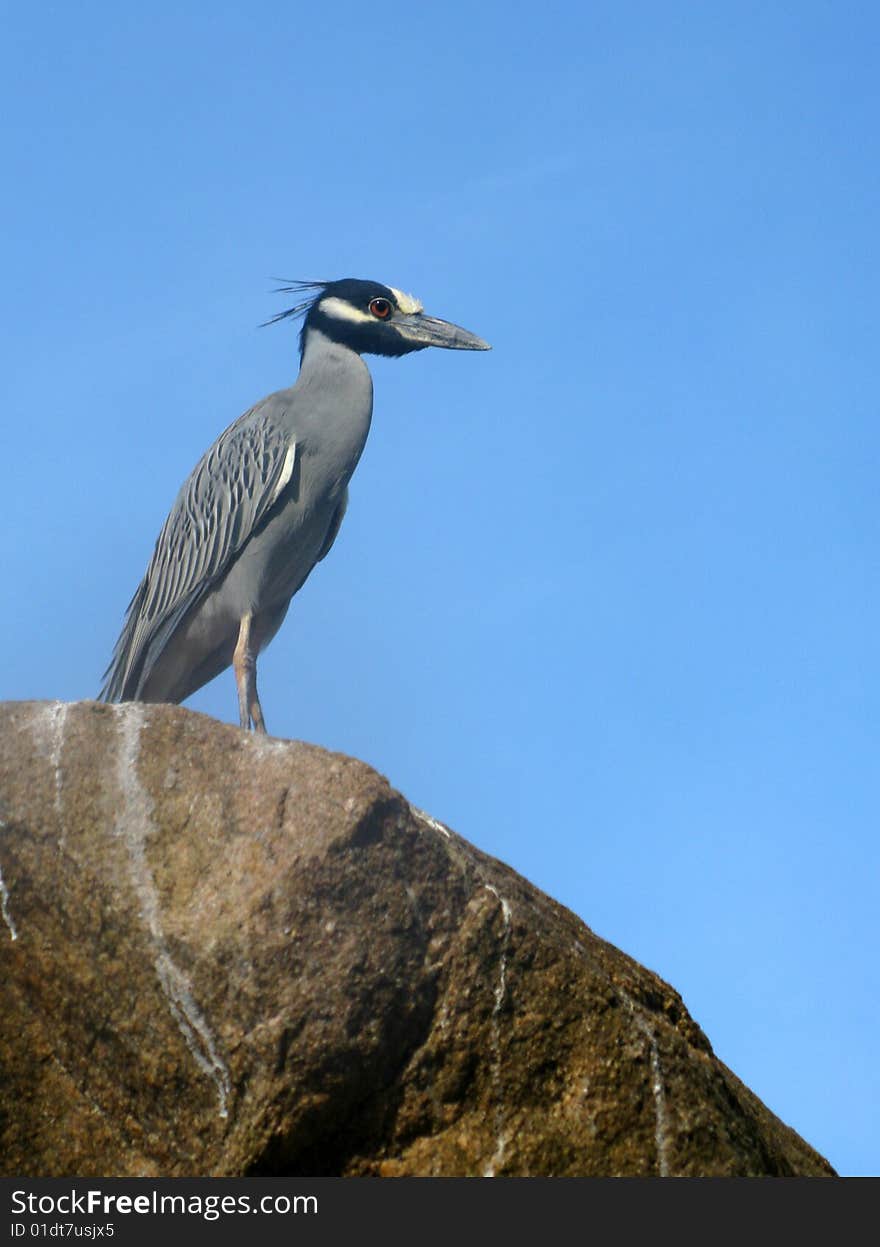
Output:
390 287 423 314
271 440 297 505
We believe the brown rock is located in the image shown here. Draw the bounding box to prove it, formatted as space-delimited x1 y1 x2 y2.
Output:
0 700 834 1177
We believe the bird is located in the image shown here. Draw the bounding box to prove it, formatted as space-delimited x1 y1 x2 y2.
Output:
100 277 490 733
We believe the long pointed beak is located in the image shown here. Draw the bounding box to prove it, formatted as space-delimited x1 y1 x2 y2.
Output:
392 312 491 351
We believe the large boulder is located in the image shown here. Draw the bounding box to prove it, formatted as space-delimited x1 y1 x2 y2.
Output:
0 700 834 1177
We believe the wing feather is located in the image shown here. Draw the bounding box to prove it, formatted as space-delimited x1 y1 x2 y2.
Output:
316 490 348 563
100 398 296 701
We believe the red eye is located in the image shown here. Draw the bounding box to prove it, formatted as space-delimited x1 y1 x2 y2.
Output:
369 297 392 319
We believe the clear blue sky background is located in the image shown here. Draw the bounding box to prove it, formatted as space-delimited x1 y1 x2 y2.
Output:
2 2 877 1176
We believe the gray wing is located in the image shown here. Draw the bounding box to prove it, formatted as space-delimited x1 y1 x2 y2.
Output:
316 489 348 563
100 398 297 702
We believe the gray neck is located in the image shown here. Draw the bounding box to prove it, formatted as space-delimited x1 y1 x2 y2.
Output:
293 326 374 471
300 325 364 372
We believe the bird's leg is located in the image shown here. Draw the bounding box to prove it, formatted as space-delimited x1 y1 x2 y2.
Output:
233 614 254 729
249 674 267 734
233 612 267 734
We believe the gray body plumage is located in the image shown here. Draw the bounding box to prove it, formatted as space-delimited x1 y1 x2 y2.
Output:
101 277 489 731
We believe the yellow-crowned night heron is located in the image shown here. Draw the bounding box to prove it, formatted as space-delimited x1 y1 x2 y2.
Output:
100 278 490 732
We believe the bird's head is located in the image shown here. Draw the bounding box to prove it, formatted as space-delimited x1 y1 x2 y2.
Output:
265 277 491 359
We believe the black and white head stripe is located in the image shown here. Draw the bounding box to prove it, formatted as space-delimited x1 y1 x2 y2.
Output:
264 278 422 326
264 278 428 358
262 276 488 356
319 287 423 325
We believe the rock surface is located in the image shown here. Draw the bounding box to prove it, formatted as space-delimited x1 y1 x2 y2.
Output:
0 700 834 1177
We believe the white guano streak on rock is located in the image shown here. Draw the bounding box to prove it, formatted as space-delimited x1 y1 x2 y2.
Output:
411 806 451 839
113 704 231 1119
0 829 18 941
48 701 69 817
481 883 512 1178
26 702 69 841
624 995 671 1177
569 940 672 1177
645 1028 670 1176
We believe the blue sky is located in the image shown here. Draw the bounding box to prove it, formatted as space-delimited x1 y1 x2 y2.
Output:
2 2 877 1175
